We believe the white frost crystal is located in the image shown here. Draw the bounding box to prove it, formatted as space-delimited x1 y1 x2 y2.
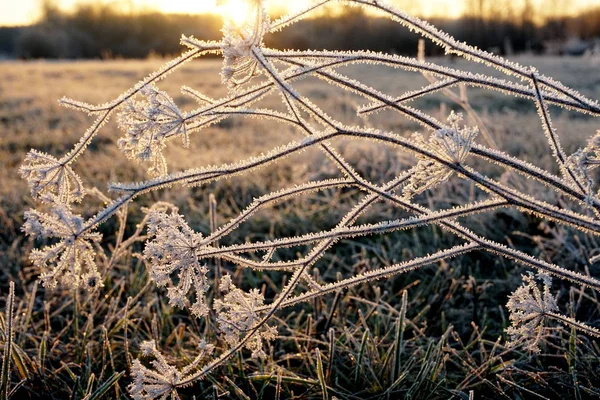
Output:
117 84 188 176
23 203 102 289
404 112 479 198
215 275 277 359
506 272 559 353
219 0 269 90
129 339 214 400
19 150 85 204
144 209 210 318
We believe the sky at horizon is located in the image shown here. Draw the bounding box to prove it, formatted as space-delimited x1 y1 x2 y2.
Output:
1 0 599 27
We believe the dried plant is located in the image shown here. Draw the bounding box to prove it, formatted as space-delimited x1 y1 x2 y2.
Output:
129 339 214 400
18 0 600 397
22 204 102 289
215 275 277 360
144 208 210 318
506 272 600 353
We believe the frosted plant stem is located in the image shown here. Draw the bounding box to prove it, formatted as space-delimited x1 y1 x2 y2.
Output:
200 179 355 246
86 125 600 243
274 56 600 212
199 172 419 280
360 78 461 114
98 126 600 290
191 98 596 213
249 187 600 312
362 183 600 291
251 47 600 291
84 84 592 266
341 171 600 290
58 44 221 165
197 199 508 262
59 110 112 165
255 242 482 312
262 49 597 115
344 0 600 113
531 72 588 196
468 144 595 208
254 49 600 235
178 41 598 207
546 311 600 338
269 0 334 32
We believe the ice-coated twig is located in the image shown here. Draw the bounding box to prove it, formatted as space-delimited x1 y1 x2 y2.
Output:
264 49 593 115
343 0 600 113
196 199 507 262
530 71 589 196
271 54 600 210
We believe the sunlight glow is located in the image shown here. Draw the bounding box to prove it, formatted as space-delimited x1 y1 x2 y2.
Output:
1 0 600 27
218 0 254 26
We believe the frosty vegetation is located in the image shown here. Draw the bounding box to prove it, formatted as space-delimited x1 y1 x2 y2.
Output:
16 0 600 398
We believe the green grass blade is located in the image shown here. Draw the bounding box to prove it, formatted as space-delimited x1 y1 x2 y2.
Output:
315 348 328 400
392 290 408 383
88 370 124 400
354 329 369 384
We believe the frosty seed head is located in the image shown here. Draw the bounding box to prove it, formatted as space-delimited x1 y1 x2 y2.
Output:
219 0 269 90
505 272 559 353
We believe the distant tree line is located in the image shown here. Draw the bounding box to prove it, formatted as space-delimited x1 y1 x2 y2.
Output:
0 1 599 59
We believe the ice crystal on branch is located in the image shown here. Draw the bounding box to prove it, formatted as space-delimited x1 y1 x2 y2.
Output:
130 339 215 400
218 0 269 90
404 112 479 198
22 204 102 289
506 272 559 353
19 150 84 204
144 208 210 318
215 275 277 359
117 84 188 177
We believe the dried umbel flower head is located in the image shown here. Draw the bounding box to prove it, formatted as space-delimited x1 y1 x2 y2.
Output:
218 0 269 89
117 84 188 177
567 130 600 200
19 150 85 204
404 112 479 198
506 272 559 353
214 275 277 359
22 203 102 289
129 339 215 400
144 209 210 318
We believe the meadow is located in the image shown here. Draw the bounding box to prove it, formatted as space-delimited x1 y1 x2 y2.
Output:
1 53 600 399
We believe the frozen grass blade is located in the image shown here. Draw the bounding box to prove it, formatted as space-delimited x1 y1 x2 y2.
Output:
315 348 328 400
391 290 408 383
1 282 15 400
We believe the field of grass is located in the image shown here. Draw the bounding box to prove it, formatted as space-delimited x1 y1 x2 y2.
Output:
1 55 600 399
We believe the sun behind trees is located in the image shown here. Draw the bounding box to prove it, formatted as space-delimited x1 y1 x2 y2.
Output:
4 0 600 59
